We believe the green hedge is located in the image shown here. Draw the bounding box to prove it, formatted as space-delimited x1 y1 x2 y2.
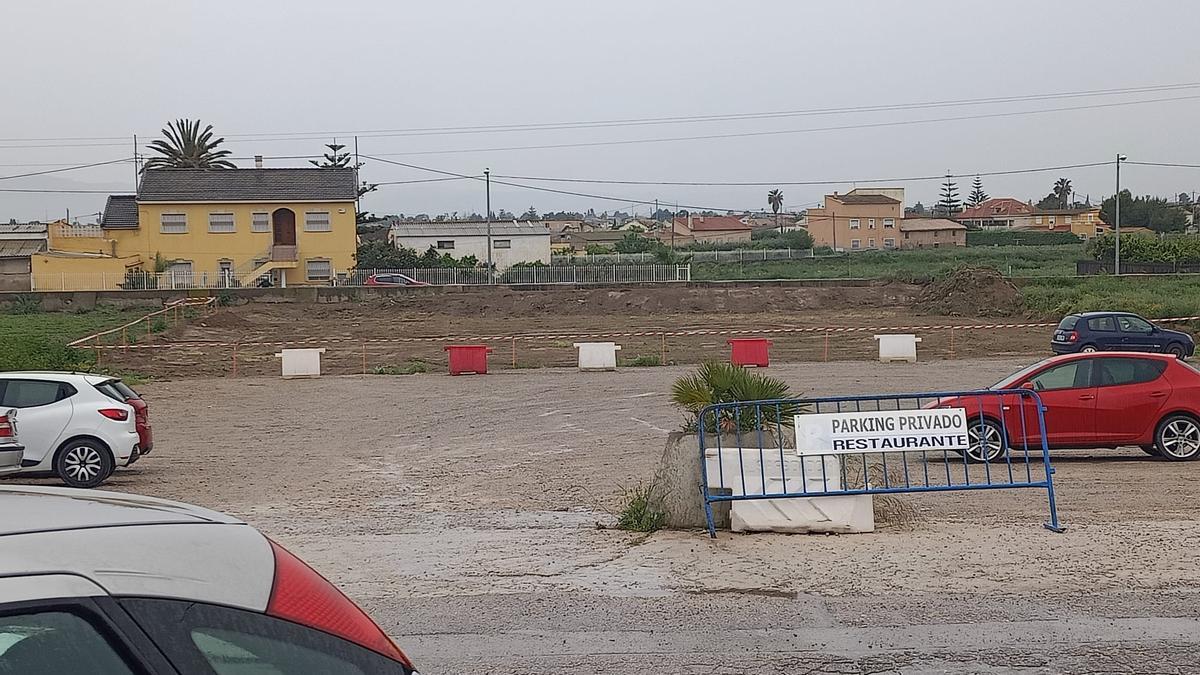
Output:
0 336 94 371
967 230 1081 246
1086 233 1200 263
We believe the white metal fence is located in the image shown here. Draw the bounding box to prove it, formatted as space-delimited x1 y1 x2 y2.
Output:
31 265 691 291
552 248 816 264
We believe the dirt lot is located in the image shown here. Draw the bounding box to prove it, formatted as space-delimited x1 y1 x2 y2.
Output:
96 285 1051 378
19 358 1200 673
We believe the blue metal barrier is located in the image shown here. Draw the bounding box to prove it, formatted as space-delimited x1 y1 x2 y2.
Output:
697 389 1064 537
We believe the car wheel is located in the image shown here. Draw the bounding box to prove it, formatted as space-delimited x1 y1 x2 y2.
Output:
965 419 1007 463
54 439 114 488
1079 344 1098 353
1155 415 1200 461
1167 343 1186 359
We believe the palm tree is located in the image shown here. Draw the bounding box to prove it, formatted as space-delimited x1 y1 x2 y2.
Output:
143 119 236 170
767 189 784 233
1053 178 1073 208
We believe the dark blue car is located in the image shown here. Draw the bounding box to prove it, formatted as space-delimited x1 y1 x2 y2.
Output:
1051 311 1195 359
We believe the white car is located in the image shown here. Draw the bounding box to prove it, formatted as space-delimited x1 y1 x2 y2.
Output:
0 372 144 488
0 409 22 475
0 485 417 673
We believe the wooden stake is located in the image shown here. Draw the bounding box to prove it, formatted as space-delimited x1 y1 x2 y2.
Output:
660 332 667 365
511 337 517 368
824 331 830 362
949 327 955 359
362 341 367 374
232 343 238 378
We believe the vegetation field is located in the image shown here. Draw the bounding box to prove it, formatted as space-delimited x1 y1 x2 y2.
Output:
692 244 1083 281
1021 276 1200 321
0 302 159 372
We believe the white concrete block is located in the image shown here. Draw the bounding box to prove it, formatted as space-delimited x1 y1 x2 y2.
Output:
704 447 874 533
574 342 621 371
274 348 327 379
874 333 922 363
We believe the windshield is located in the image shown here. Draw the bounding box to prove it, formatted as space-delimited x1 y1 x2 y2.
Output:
989 357 1058 390
1056 316 1079 330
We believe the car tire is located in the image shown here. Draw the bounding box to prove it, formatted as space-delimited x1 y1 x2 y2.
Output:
1154 414 1200 461
1140 445 1161 457
1079 344 1098 353
965 419 1007 463
54 439 115 488
1167 343 1187 359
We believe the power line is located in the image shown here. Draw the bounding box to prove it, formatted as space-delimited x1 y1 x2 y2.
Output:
375 176 479 186
1126 161 1200 169
0 158 133 182
4 81 1200 145
356 94 1200 158
491 161 1114 187
0 188 123 194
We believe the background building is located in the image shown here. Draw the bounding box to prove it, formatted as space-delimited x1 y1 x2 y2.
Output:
388 220 550 269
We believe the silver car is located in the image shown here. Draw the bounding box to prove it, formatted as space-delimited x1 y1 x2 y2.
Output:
0 486 417 673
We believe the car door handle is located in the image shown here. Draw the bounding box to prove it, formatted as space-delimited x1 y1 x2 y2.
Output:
1150 391 1168 398
1078 394 1096 400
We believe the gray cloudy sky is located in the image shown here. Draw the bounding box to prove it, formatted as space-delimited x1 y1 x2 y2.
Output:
3 0 1200 221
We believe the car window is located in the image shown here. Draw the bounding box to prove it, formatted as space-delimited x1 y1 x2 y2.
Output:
111 381 139 399
1056 316 1079 330
120 598 411 675
1029 361 1091 391
1118 316 1154 334
1096 357 1167 386
93 381 126 403
0 380 75 408
1087 316 1116 332
191 628 369 675
0 611 139 674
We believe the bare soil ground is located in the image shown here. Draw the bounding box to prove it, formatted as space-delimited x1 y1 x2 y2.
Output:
96 285 1049 379
15 358 1200 673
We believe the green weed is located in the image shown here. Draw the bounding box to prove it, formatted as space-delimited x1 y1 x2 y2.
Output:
615 481 667 533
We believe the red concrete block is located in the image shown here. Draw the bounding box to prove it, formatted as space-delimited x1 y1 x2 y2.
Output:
444 344 492 375
728 338 771 368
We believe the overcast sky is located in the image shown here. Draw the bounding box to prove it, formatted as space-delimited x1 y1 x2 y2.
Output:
3 0 1200 222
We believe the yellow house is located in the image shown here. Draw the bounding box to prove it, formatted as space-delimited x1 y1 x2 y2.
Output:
32 168 358 290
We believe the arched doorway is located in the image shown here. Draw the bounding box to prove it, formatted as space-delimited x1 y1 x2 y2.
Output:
271 208 296 247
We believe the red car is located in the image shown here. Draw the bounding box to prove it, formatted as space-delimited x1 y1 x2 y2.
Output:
936 352 1200 462
364 273 430 287
94 378 152 455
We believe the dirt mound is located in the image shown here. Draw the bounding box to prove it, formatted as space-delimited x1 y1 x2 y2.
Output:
915 267 1023 317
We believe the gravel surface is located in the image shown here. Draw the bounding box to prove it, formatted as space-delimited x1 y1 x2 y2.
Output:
28 357 1200 674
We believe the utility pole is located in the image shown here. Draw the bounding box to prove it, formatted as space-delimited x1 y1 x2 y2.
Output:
1115 153 1126 275
485 168 493 281
354 136 361 216
671 203 677 250
831 212 837 253
132 134 139 190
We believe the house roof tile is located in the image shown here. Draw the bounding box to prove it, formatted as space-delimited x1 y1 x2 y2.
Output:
137 168 357 202
957 198 1034 219
101 195 139 229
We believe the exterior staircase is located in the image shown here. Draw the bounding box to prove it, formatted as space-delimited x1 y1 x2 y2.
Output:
239 245 298 286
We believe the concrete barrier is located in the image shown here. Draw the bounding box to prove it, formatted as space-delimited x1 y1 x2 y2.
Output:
574 342 621 371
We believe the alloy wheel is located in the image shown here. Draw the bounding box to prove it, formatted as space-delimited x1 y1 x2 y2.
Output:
1159 419 1200 459
62 445 104 483
967 422 1004 462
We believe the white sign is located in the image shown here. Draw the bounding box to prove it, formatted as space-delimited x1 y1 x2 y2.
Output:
794 408 970 456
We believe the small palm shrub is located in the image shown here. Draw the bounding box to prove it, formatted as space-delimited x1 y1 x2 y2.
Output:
670 362 795 433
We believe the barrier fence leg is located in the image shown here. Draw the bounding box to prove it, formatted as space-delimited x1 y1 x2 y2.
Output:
660 332 667 365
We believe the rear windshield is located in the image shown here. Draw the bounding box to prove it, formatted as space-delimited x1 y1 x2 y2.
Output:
93 379 139 402
1057 316 1079 330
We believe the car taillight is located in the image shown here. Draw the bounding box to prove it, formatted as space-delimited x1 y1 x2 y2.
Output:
1067 331 1079 343
98 408 129 421
0 413 13 439
265 539 413 668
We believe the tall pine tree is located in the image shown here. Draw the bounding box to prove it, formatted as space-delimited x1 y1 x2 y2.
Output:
935 173 962 216
966 175 988 208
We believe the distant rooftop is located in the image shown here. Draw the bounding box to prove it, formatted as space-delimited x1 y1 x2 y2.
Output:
138 168 357 202
828 194 900 205
389 220 550 237
0 222 49 236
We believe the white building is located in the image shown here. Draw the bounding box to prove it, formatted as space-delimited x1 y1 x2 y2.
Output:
387 220 551 270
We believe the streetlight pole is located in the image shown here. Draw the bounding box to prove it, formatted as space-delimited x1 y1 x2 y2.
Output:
484 168 493 281
1115 154 1126 275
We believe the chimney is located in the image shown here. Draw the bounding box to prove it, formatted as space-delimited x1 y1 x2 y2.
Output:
254 155 263 169
687 213 694 230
